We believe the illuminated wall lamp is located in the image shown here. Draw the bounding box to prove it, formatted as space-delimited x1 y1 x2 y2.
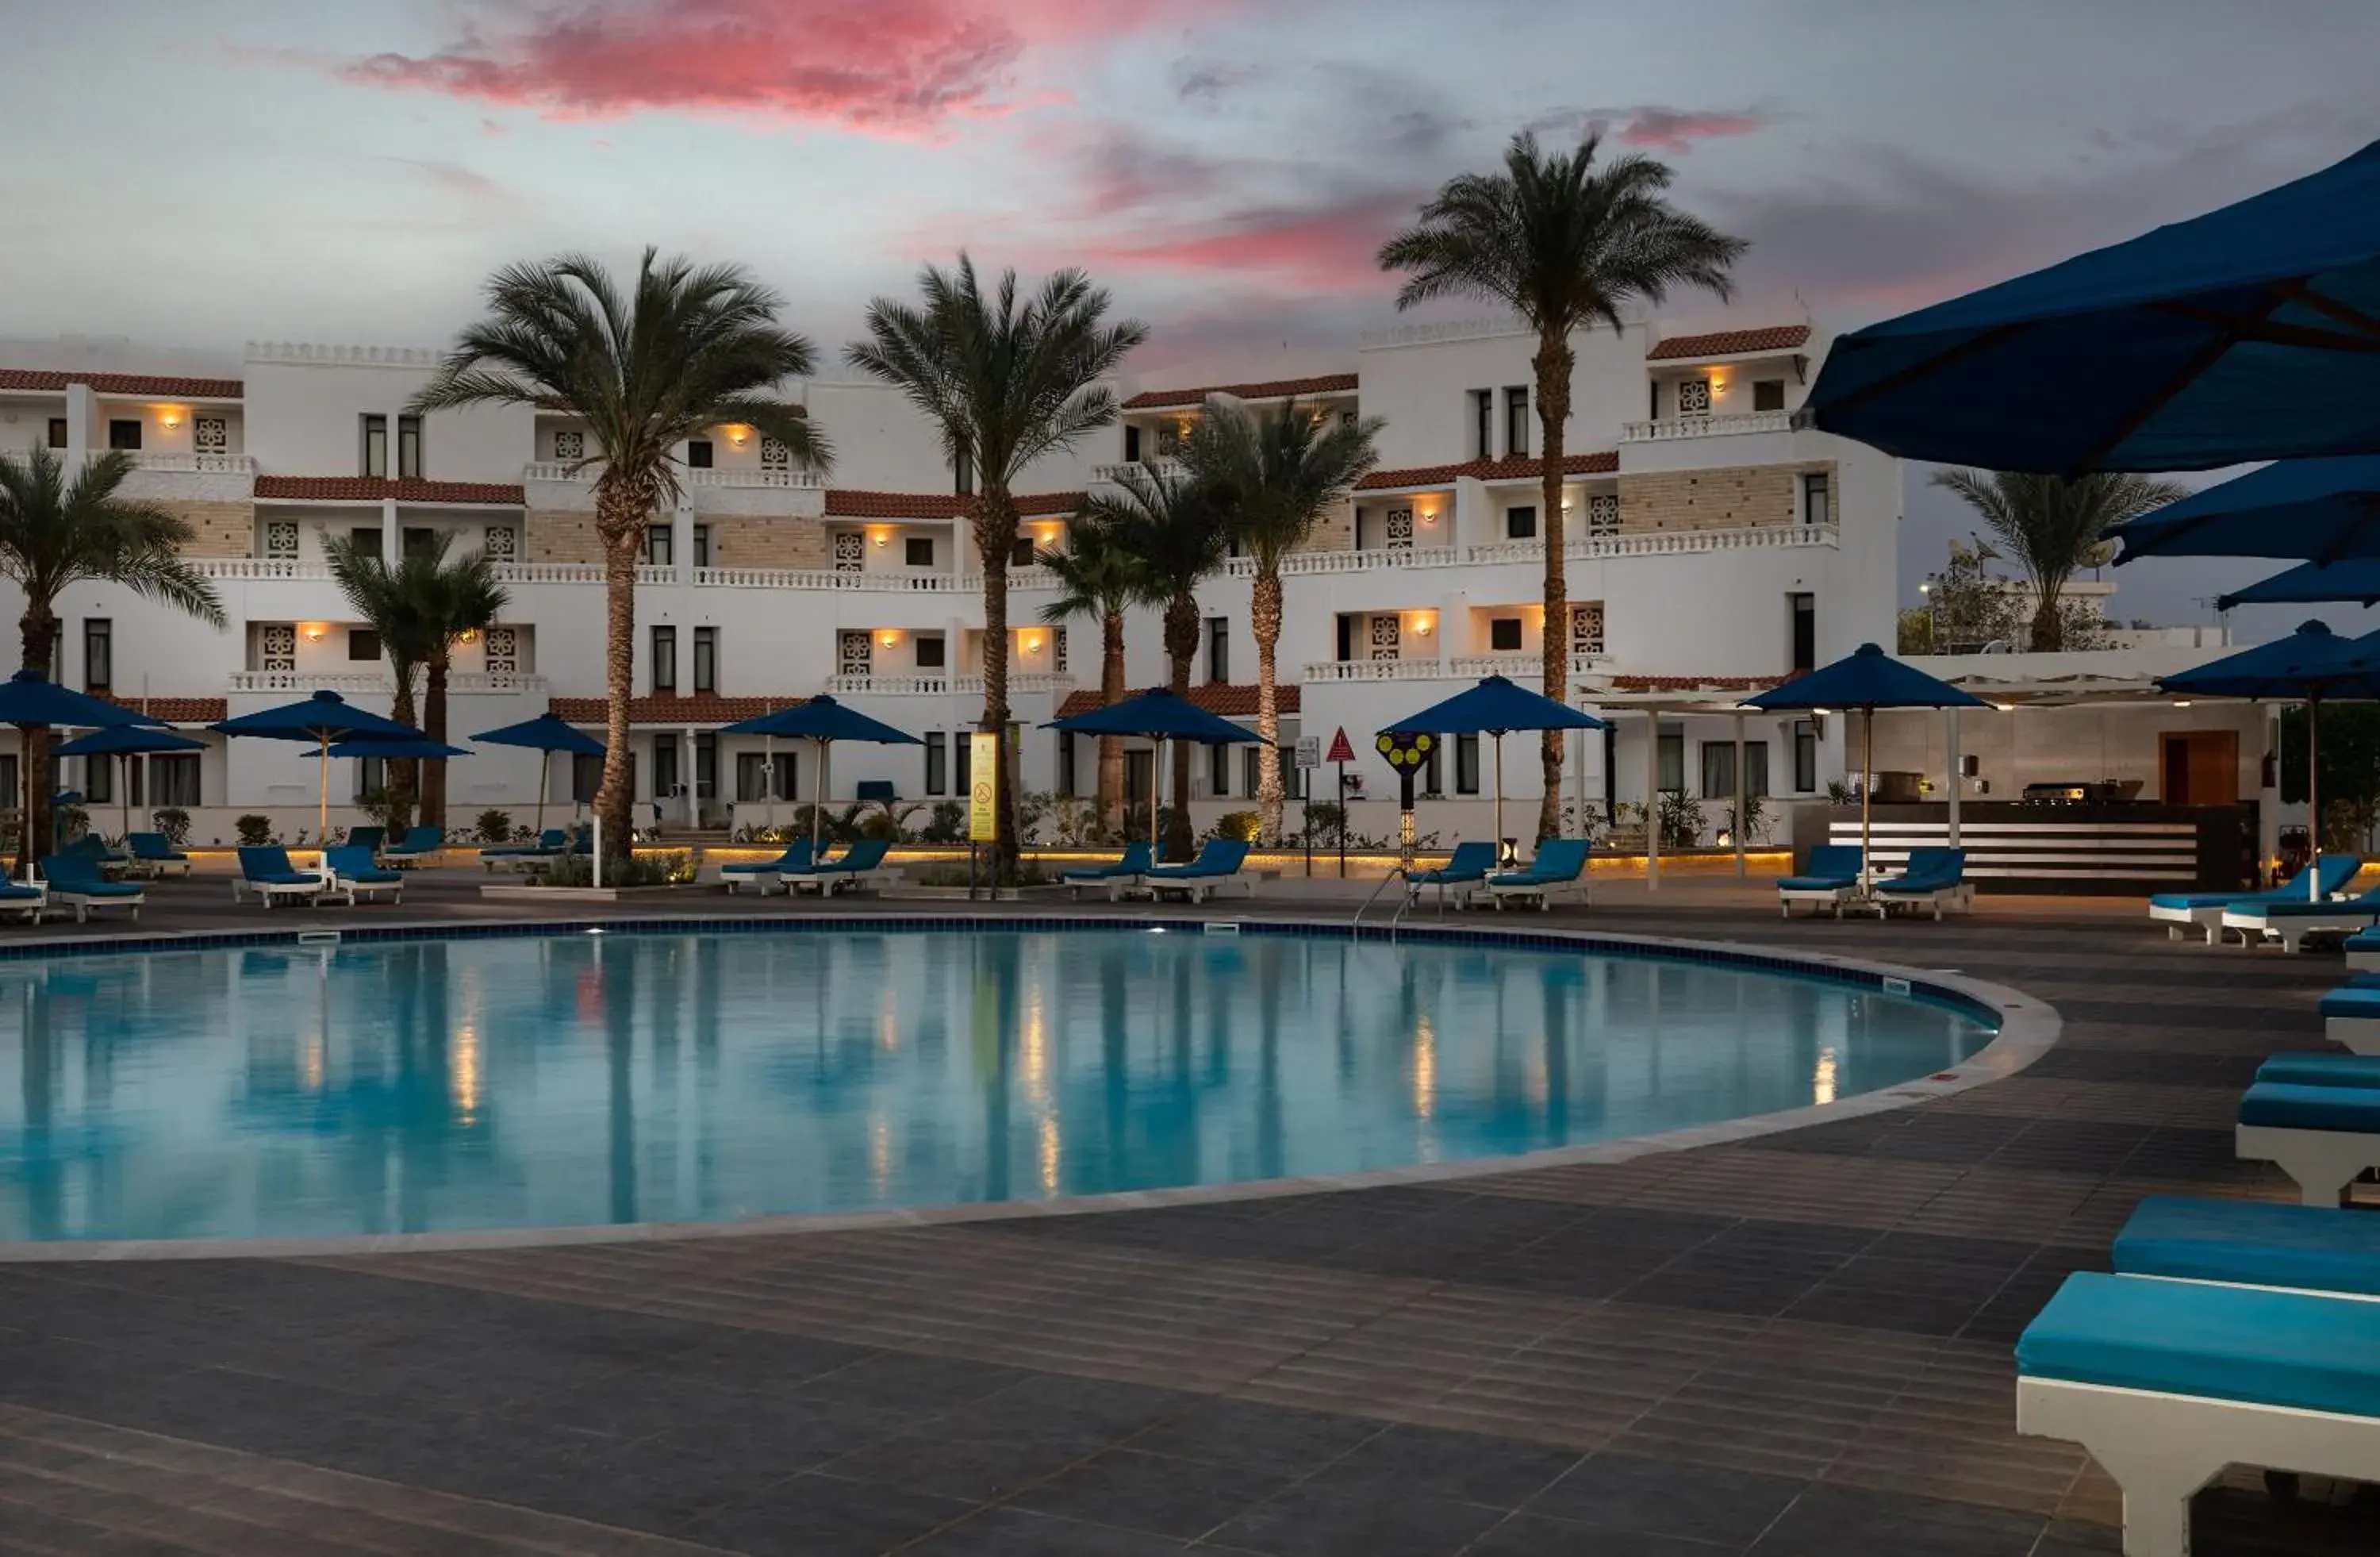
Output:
1413 615 1434 638
1023 633 1043 653
159 410 182 429
303 625 325 642
727 426 750 447
878 631 900 648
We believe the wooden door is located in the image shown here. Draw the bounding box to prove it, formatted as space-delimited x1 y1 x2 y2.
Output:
2160 731 2238 805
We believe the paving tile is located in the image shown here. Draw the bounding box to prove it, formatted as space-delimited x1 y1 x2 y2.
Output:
908 1508 1191 1555
1526 1451 1802 1545
1459 1512 1735 1556
1748 1485 2045 1556
1017 1449 1297 1540
1202 1474 1507 1557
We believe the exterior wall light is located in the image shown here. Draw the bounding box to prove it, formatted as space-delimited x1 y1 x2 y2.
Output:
303 625 325 642
879 630 900 648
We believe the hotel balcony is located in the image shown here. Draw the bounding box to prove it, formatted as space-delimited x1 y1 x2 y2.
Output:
1299 652 1606 683
1619 410 1795 443
228 670 548 695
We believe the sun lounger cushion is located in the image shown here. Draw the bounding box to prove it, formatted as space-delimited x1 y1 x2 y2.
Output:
127 832 186 861
723 842 812 877
812 840 892 875
2238 1081 2380 1133
1782 846 1864 891
2350 926 2380 954
1489 838 1591 886
1876 848 1965 894
1065 843 1154 882
2259 1052 2380 1089
2321 985 2380 1019
2021 1271 2380 1418
2238 890 2380 920
1413 841 1498 885
2115 1194 2380 1297
1148 839 1250 879
40 865 140 898
0 882 41 902
238 847 317 886
325 847 401 885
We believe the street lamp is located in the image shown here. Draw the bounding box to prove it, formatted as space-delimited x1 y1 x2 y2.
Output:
1918 581 1938 651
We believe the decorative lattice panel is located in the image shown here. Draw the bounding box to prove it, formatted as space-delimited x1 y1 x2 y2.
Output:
264 521 298 557
193 417 228 452
1572 602 1605 655
1384 508 1414 550
484 627 519 677
1676 379 1711 416
1587 494 1620 536
838 630 873 676
831 532 863 574
1369 614 1401 661
1154 422 1182 457
760 436 789 468
553 429 584 462
259 624 296 672
1053 626 1068 673
482 525 517 560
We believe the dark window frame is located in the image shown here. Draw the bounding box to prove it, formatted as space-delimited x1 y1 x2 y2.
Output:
1209 741 1230 797
1504 505 1537 540
651 624 678 694
1802 471 1832 527
1752 379 1787 413
82 617 111 693
685 438 714 468
107 418 142 452
1792 719 1818 793
924 732 948 796
1490 617 1523 652
1206 616 1230 684
914 633 946 671
905 536 935 567
396 413 423 479
1789 592 1817 674
359 413 386 477
1455 733 1480 794
692 625 717 694
1503 386 1529 456
645 525 673 567
45 417 67 449
151 753 199 808
347 628 382 663
1472 389 1493 459
691 524 711 570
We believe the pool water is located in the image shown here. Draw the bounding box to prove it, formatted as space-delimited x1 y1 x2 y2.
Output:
0 928 1994 1244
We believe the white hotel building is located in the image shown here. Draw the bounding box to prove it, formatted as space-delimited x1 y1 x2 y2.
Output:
0 313 1895 846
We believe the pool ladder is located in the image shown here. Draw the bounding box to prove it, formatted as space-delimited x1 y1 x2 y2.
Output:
1352 871 1418 942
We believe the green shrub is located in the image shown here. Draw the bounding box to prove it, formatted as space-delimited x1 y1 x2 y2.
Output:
149 807 192 848
1212 809 1261 842
475 809 513 844
534 849 695 887
920 801 965 844
235 814 274 848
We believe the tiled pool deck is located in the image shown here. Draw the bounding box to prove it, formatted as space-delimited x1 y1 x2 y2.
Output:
1 874 2374 1555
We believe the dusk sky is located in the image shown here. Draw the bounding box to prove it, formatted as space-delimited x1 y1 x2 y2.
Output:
6 0 2378 630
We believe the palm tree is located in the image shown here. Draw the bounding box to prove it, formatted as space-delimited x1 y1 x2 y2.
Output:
1381 132 1746 840
407 535 510 828
0 447 225 871
411 249 827 867
1081 466 1230 861
1038 513 1139 840
849 256 1146 867
1931 470 2187 651
324 533 434 831
1184 396 1383 844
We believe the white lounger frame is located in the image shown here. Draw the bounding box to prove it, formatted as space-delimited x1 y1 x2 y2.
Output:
1148 872 1254 904
1488 875 1588 911
1065 873 1143 902
2148 900 2233 944
2352 940 2380 974
2327 1014 2380 1056
2236 1121 2380 1206
785 866 904 897
1870 882 1975 921
2221 907 2380 952
2019 1374 2380 1557
322 870 402 906
51 886 142 923
1780 883 1860 918
232 876 321 909
1 882 46 923
720 868 783 895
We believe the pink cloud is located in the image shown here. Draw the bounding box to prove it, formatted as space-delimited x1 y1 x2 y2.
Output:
334 0 1174 135
1077 196 1416 291
1601 105 1768 153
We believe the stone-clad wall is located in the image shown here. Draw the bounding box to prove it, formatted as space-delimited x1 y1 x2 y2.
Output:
1618 463 1829 531
707 517 829 569
160 500 254 557
525 509 605 563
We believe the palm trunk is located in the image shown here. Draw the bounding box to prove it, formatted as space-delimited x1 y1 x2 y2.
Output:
386 668 419 837
974 493 1020 871
1533 333 1575 842
1252 565 1285 844
1163 593 1200 862
422 655 451 829
593 486 643 870
2029 576 2065 653
1097 609 1125 840
16 604 57 877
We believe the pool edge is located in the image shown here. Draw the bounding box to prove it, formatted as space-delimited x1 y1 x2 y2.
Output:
0 915 2058 1263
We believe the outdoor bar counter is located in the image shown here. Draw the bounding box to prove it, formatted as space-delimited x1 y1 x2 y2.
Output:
1822 802 2258 894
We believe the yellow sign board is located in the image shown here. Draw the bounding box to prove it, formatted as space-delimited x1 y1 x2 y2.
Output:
968 731 1000 842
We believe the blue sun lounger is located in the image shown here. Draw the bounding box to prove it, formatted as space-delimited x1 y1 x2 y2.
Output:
381 826 445 867
2320 982 2380 1055
2017 1271 2380 1557
2151 853 2360 943
323 845 404 905
1407 840 1498 912
236 845 326 908
2223 882 2380 952
0 878 47 923
1144 837 1253 903
1779 844 1864 917
37 853 144 923
1064 840 1154 901
788 837 900 896
125 832 190 878
1487 837 1592 911
1869 847 1971 920
2115 1194 2380 1296
2235 1082 2380 1205
720 839 813 894
2259 1051 2380 1087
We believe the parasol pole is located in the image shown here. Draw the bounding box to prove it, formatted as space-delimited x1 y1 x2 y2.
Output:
815 736 828 855
2309 697 2323 900
1861 705 1875 895
536 748 550 836
1491 729 1505 863
317 733 330 849
120 752 131 843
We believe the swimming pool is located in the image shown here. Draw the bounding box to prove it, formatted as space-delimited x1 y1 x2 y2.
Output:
0 925 1995 1244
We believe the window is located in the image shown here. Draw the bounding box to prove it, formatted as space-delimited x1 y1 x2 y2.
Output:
685 438 713 468
108 418 141 452
1456 733 1480 794
1649 379 1662 420
396 414 422 479
1058 733 1077 797
914 633 946 670
1504 505 1537 540
1792 719 1818 793
1656 722 1684 793
1753 379 1787 413
692 626 717 694
1504 386 1529 456
151 754 199 808
401 527 436 559
954 446 974 495
1206 617 1230 683
1789 592 1817 673
1209 742 1230 798
905 536 935 567
0 756 17 817
1490 617 1522 652
1471 390 1494 459
45 418 67 449
1676 378 1712 417
1241 745 1261 801
81 619 110 693
359 414 386 476
736 752 797 802
354 755 387 801
1123 425 1142 462
571 752 603 803
954 728 971 798
347 629 381 662
645 525 673 567
1421 738 1443 798
651 625 678 693
85 752 113 805
1009 536 1035 567
1336 614 1355 662
1802 471 1831 527
691 525 711 570
694 732 718 799
925 732 948 795
1701 741 1771 800
652 740 679 801
350 526 383 556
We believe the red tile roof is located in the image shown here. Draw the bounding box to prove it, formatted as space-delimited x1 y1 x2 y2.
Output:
547 694 811 727
823 490 1082 520
254 476 526 505
1645 325 1810 362
1602 675 1788 694
0 368 244 398
109 695 228 725
1123 374 1360 410
1357 452 1618 490
1056 684 1298 719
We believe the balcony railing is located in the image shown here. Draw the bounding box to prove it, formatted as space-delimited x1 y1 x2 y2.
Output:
952 672 1074 695
634 564 677 586
493 562 605 584
191 558 334 580
1301 652 1607 684
521 461 592 483
687 467 823 490
826 674 951 695
131 452 256 475
1620 409 1794 442
229 670 548 695
693 567 969 591
1091 457 1182 485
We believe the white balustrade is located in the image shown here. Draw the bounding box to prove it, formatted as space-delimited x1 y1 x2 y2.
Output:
686 467 823 490
132 452 256 475
1619 410 1794 442
493 562 605 584
1298 659 1465 682
826 675 952 695
1461 539 1545 565
190 558 334 580
950 672 1074 695
1564 522 1837 560
1274 545 1461 576
634 564 678 585
1091 458 1182 484
445 671 550 694
228 670 390 694
1446 654 1541 678
521 461 592 483
695 567 969 591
